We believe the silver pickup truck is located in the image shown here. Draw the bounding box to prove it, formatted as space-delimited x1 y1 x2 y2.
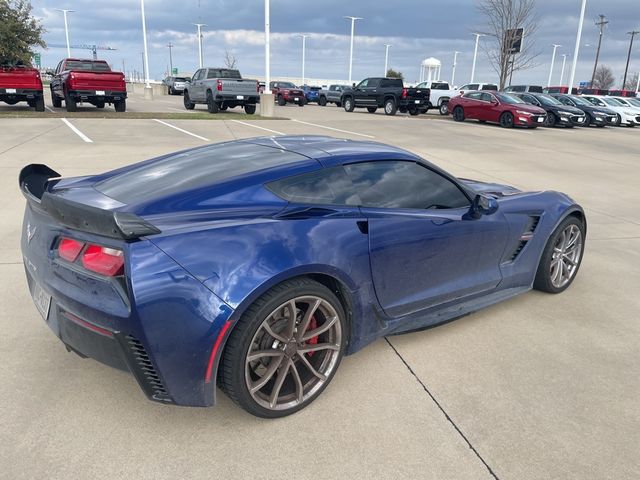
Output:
318 84 349 107
183 68 259 114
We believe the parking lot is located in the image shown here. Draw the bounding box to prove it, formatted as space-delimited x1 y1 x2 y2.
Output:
2 91 639 479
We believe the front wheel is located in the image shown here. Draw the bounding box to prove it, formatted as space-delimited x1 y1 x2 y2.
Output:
452 106 465 122
183 91 195 110
51 89 62 108
367 106 377 113
544 112 557 127
499 112 514 128
534 216 585 294
277 95 286 106
384 98 397 116
318 96 327 106
613 114 621 126
220 278 346 418
343 97 354 112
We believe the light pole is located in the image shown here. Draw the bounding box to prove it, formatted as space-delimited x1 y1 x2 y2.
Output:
140 0 152 99
559 54 569 85
298 34 307 86
470 33 485 83
261 0 274 117
622 30 639 89
193 23 207 68
167 43 174 74
547 44 561 87
451 51 460 86
54 9 75 58
344 16 363 84
384 44 391 76
568 0 587 92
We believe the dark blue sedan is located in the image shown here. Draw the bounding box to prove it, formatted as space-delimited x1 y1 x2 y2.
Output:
19 136 586 417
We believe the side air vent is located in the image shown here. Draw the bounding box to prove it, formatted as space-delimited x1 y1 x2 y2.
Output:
124 335 173 403
509 240 527 261
525 215 540 234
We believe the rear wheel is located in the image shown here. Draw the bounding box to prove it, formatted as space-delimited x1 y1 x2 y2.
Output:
206 91 219 113
367 106 377 113
384 98 397 116
452 106 465 122
318 96 327 106
65 93 77 112
51 90 62 108
298 98 306 107
408 106 420 116
220 278 346 418
244 104 256 115
168 86 174 95
499 112 514 128
343 97 354 112
34 96 45 112
439 102 449 115
183 91 195 110
114 99 126 112
534 216 585 294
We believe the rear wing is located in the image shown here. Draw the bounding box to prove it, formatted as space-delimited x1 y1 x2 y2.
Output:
19 164 160 240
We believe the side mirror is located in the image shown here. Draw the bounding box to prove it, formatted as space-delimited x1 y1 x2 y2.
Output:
491 100 499 105
468 194 499 219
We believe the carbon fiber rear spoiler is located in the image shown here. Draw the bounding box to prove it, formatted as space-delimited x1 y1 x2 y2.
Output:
19 164 161 240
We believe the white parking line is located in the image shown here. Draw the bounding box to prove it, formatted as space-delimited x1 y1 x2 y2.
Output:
291 119 375 138
153 119 210 141
231 120 285 135
61 118 93 143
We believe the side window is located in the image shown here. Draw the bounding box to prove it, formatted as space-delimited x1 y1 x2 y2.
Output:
480 92 494 102
192 70 200 82
357 79 369 88
521 94 535 104
56 61 63 74
343 161 470 210
559 97 572 105
466 92 483 100
198 69 207 80
266 167 360 206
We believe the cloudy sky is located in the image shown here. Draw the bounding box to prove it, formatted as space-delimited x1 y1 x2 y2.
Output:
31 0 640 87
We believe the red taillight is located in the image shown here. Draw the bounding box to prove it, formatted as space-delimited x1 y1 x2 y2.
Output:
402 88 407 99
217 79 223 91
82 244 124 276
58 237 85 262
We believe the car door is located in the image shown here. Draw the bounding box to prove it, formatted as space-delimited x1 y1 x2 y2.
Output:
481 92 502 122
463 92 484 119
190 69 205 101
354 79 378 106
343 161 509 318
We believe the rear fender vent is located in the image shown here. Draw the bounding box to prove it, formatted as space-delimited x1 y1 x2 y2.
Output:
122 335 172 403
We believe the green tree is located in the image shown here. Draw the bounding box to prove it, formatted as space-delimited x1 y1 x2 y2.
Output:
386 68 403 79
0 0 45 65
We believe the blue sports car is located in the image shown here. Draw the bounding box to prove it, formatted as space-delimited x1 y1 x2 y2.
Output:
19 136 586 417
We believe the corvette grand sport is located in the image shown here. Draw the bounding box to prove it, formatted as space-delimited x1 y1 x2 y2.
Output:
19 136 586 417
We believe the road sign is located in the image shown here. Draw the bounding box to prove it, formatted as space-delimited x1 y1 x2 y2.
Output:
505 28 524 54
172 67 178 75
579 81 589 88
33 53 41 67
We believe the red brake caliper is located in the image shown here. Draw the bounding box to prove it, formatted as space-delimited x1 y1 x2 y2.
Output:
306 316 318 357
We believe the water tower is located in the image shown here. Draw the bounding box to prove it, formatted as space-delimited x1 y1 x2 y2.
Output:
420 57 441 83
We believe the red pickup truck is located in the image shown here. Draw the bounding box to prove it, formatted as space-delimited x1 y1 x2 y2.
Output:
50 58 127 112
0 65 45 111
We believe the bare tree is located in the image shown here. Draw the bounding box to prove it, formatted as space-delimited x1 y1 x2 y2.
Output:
476 0 540 89
592 65 615 89
623 72 638 91
224 49 237 69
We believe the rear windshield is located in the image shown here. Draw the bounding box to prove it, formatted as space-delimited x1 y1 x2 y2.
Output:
65 61 111 72
174 77 188 82
430 82 450 90
481 84 498 91
207 69 241 79
380 79 403 88
95 143 306 204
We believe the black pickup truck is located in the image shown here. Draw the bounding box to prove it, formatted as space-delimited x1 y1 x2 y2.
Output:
340 77 430 116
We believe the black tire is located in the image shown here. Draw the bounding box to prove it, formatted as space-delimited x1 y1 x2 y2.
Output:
408 106 420 116
544 112 557 128
51 90 62 108
219 277 346 418
168 86 173 95
318 96 327 106
335 101 341 108
582 114 591 127
34 96 45 112
438 102 449 115
499 111 514 128
533 215 585 294
114 99 126 112
452 106 465 122
298 98 306 107
219 105 228 111
244 104 256 115
343 97 354 112
95 100 105 109
383 98 397 116
206 91 219 113
65 93 77 112
183 91 195 110
613 114 622 126
277 95 286 106
367 106 377 113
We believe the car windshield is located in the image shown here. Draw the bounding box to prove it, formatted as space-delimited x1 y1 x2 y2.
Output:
310 87 321 91
175 77 188 82
568 95 592 106
65 61 111 72
536 94 562 106
278 82 296 88
602 97 623 106
495 93 524 104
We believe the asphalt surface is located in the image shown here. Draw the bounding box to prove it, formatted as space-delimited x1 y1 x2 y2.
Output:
1 91 639 480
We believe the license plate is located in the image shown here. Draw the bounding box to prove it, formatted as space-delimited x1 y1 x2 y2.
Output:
294 97 299 101
577 117 584 122
537 117 544 122
6 88 17 94
96 90 105 96
32 281 51 321
236 95 244 100
414 100 421 104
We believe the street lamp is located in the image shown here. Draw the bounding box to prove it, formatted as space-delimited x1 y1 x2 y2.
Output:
193 23 207 68
451 51 460 86
261 0 274 117
559 54 569 85
298 34 308 86
384 44 391 76
470 33 485 83
140 0 152 99
547 44 561 87
54 9 75 58
568 0 587 92
167 43 174 75
344 16 363 84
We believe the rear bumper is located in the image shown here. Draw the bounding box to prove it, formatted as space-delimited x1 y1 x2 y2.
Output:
67 89 127 101
215 93 259 104
0 88 43 101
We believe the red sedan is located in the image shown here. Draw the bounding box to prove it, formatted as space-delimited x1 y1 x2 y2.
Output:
448 91 547 128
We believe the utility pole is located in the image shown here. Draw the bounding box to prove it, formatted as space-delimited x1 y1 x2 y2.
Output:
298 34 307 86
193 24 207 68
384 44 391 77
559 54 568 85
470 33 485 83
590 14 609 87
547 44 561 87
451 51 460 86
569 0 587 92
167 43 174 74
345 16 363 84
622 30 639 89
